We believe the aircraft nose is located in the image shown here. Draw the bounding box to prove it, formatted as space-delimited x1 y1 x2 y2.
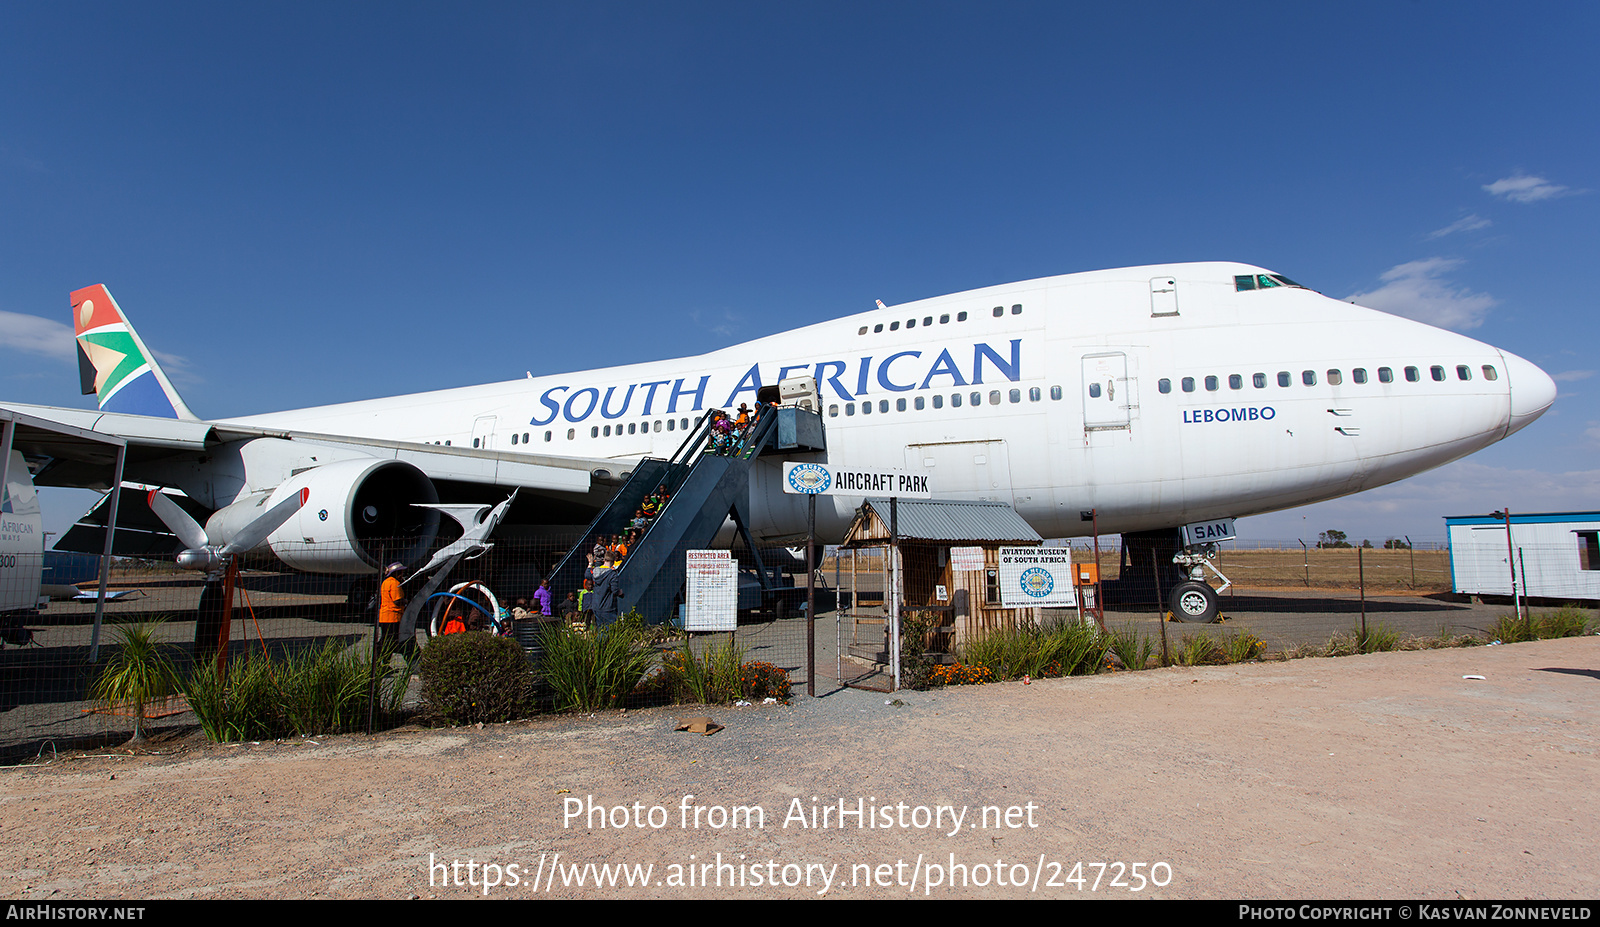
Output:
1502 350 1556 436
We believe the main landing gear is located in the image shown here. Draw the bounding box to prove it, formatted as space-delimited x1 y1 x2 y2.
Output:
1167 541 1231 623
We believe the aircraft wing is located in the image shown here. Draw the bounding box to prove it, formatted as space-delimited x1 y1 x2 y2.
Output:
0 401 618 495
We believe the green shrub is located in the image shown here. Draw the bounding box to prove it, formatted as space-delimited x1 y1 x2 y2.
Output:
92 619 183 743
1109 624 1156 670
1222 629 1267 662
1538 605 1591 638
187 639 413 741
418 631 536 724
659 635 746 704
960 618 1108 680
1174 632 1226 666
739 661 791 703
539 622 655 712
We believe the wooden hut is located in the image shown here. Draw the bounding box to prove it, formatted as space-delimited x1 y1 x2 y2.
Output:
839 498 1045 658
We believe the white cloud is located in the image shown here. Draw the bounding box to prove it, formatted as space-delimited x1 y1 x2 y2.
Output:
1424 214 1491 240
1346 258 1496 331
0 310 75 362
1482 173 1577 203
1553 370 1595 383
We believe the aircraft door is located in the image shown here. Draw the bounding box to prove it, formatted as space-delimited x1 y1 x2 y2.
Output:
1082 353 1132 432
1150 276 1179 316
471 415 497 450
905 441 1013 505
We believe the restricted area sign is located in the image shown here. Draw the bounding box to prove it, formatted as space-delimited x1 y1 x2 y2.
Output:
782 461 931 497
684 550 737 631
997 547 1077 608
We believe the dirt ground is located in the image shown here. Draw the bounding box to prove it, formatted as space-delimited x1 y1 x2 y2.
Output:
1 636 1595 900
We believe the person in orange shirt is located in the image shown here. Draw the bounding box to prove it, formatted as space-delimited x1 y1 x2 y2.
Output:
378 562 411 654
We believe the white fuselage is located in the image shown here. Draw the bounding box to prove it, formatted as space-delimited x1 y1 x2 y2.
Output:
226 262 1555 543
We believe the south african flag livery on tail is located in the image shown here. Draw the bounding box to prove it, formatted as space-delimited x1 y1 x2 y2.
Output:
71 284 196 420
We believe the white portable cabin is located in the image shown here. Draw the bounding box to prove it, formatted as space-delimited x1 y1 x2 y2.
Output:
1445 511 1600 603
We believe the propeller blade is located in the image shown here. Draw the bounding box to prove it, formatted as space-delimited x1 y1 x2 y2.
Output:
220 487 309 556
146 489 208 551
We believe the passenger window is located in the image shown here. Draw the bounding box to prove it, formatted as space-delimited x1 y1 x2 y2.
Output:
1277 371 1291 387
971 392 982 406
1253 373 1266 388
988 391 1001 405
1378 367 1393 383
628 423 637 434
862 402 871 415
1482 365 1498 380
1159 378 1171 394
828 404 838 417
1205 376 1219 391
472 438 480 448
1182 377 1195 393
654 421 662 432
873 324 883 333
1431 365 1445 381
1050 385 1063 400
952 393 963 408
1456 365 1471 380
667 419 676 430
544 431 552 442
846 403 855 416
591 427 599 438
1327 369 1342 386
992 306 1003 317
511 434 517 445
890 321 899 331
1089 383 1102 398
939 314 950 324
1029 387 1041 401
914 396 924 410
923 316 933 326
880 400 890 413
906 319 915 329
897 398 907 411
565 429 573 441
1352 368 1367 384
1229 374 1242 390
1009 389 1021 403
957 311 968 322
1011 304 1021 314
933 394 944 408
1405 366 1420 382
1302 370 1317 386
602 426 610 437
858 326 868 335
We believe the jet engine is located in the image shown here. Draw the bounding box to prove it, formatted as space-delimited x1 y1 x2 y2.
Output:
205 458 441 574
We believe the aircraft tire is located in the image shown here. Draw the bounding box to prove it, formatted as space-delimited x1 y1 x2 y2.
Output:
1168 581 1219 623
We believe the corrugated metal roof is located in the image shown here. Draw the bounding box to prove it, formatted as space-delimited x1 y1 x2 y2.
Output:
842 498 1043 546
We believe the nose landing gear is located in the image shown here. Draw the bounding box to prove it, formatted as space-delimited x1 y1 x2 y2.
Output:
1168 542 1230 622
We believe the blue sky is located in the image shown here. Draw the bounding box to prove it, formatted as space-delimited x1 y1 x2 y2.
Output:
2 1 1596 544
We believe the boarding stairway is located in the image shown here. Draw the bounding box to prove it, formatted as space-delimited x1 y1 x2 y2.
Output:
544 403 826 624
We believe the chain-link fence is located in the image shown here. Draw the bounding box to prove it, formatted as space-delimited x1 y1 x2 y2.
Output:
0 535 824 761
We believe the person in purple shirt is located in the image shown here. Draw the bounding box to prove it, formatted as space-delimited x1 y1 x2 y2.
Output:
533 580 553 617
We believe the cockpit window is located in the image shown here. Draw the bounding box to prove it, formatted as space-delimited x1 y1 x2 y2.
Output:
1235 273 1308 292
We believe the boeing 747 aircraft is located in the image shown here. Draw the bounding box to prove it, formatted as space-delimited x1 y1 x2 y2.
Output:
2 262 1556 621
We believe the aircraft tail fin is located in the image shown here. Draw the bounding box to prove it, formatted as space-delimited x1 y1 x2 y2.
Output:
70 284 198 420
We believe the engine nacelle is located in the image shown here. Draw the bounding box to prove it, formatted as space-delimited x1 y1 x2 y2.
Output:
245 458 438 574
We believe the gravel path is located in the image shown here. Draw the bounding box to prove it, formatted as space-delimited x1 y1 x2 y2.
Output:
2 637 1595 899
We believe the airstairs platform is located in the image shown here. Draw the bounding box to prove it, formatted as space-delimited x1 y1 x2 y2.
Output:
545 404 825 624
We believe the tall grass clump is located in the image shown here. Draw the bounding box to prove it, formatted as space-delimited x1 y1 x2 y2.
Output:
91 619 183 744
1109 624 1156 671
1490 606 1593 643
959 618 1107 681
418 631 535 724
658 635 746 705
187 639 413 741
539 620 655 712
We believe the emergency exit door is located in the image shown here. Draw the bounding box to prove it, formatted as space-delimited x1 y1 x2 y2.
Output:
1082 353 1131 431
